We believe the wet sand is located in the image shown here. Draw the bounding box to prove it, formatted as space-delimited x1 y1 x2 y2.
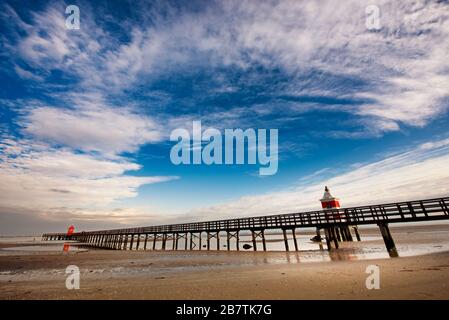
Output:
1 224 449 300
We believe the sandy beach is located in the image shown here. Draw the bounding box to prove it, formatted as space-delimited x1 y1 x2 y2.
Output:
1 224 449 300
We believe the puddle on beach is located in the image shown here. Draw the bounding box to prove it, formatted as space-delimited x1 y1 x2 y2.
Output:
0 239 88 255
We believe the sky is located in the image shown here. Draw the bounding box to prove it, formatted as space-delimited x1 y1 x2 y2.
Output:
0 0 449 235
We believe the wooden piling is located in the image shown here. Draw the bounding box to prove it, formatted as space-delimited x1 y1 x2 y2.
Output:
236 231 240 251
282 229 289 251
162 233 167 250
346 226 353 241
353 226 361 241
217 232 220 251
144 234 148 250
112 234 117 249
130 234 134 250
324 228 332 251
335 227 342 241
331 227 339 249
261 229 267 251
207 232 210 250
378 223 398 257
115 235 119 249
116 235 121 250
136 234 141 250
251 230 257 251
316 228 324 250
172 233 177 250
292 228 298 251
123 234 128 250
153 233 157 250
341 227 346 241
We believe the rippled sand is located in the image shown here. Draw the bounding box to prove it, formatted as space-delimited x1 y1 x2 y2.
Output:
1 224 449 299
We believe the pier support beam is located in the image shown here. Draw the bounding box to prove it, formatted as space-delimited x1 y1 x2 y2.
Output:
341 227 348 241
250 230 266 251
236 231 239 251
121 235 126 250
324 228 331 250
153 234 158 250
251 230 257 251
345 226 352 241
112 235 118 249
174 233 179 250
353 226 361 241
116 235 121 250
123 234 128 250
315 228 324 250
292 228 298 251
189 233 199 250
261 230 266 251
144 234 148 250
324 227 339 250
172 233 176 250
162 233 167 250
332 227 339 249
130 234 134 250
282 229 289 252
217 231 220 251
207 232 210 250
206 232 219 250
136 234 141 250
335 228 342 242
226 231 239 251
378 223 398 257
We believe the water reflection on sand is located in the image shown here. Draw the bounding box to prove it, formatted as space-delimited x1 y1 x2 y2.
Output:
2 227 449 266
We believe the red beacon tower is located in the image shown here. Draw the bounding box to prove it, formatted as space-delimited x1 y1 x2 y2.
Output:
67 225 75 236
320 186 340 209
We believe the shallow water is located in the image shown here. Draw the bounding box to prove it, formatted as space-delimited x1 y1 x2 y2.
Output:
2 228 449 265
1 245 87 253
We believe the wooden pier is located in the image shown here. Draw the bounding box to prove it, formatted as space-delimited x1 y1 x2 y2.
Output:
42 196 449 255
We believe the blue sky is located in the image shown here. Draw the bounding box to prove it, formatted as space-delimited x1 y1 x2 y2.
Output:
1 0 449 235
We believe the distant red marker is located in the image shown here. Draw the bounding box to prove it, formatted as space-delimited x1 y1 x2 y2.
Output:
67 225 75 236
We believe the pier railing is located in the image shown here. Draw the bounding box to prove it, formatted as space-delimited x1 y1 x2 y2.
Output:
43 196 448 238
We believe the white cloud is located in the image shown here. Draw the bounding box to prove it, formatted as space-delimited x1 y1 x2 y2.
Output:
188 137 449 220
14 65 43 81
5 1 449 132
23 105 163 155
0 139 178 210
